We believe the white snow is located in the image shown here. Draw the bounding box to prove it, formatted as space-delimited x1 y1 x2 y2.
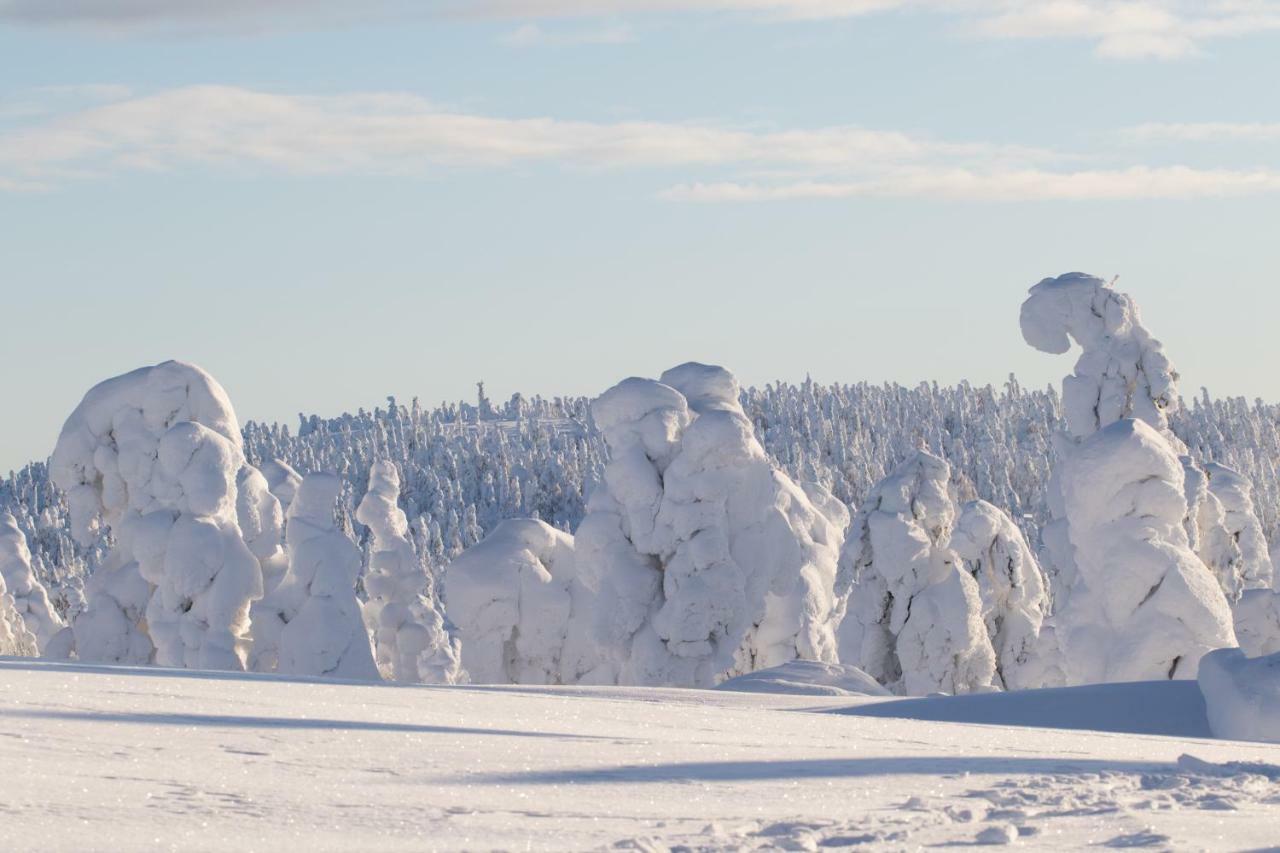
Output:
2 659 1279 851
716 659 890 697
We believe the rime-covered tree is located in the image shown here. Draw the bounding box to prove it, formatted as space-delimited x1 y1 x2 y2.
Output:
0 512 64 654
1022 275 1236 681
49 362 265 669
835 451 996 696
951 499 1058 690
255 473 380 680
357 460 463 684
444 518 601 684
580 364 844 688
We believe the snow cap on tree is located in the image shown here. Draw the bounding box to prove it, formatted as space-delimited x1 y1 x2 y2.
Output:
836 451 996 696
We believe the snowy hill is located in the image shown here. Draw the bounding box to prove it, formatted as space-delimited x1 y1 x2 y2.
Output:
3 659 1279 851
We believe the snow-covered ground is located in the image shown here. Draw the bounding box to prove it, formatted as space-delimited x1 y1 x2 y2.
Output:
3 660 1279 851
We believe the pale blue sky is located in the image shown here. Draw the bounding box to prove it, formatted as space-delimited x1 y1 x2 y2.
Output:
3 1 1279 471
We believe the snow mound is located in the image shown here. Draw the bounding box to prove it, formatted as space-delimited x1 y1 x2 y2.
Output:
716 660 890 697
834 680 1213 738
1198 647 1280 744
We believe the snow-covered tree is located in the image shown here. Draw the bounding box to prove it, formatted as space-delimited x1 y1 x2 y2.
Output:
1204 463 1275 595
951 500 1057 690
259 459 302 515
580 363 844 688
835 451 996 696
357 460 463 684
49 361 265 669
0 575 36 657
1022 275 1237 680
444 518 602 684
0 512 64 654
254 473 379 680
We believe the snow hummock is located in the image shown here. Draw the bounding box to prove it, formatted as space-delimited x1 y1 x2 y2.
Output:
357 460 463 684
1198 647 1280 743
717 660 891 697
836 451 996 696
580 363 844 687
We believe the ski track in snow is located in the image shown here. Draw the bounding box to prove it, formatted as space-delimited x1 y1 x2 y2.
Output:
2 659 1280 851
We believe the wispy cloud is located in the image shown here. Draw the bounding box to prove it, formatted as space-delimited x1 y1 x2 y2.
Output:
3 0 1280 59
1 84 1277 202
1122 121 1280 142
500 22 636 46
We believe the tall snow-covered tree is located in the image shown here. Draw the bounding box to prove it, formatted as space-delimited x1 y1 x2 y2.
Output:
49 361 265 669
836 451 996 696
254 473 380 681
444 518 602 684
357 460 463 684
579 364 844 688
1021 275 1237 680
951 499 1058 690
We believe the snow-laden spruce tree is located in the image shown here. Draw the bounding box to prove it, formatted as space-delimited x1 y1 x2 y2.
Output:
0 575 36 657
1022 274 1236 681
255 473 379 680
835 451 996 696
578 363 844 688
0 512 64 654
1203 463 1275 594
357 460 463 684
49 361 265 669
444 518 603 684
951 500 1059 690
259 458 303 515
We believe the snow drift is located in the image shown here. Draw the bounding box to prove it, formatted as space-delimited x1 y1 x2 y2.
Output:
1198 647 1280 743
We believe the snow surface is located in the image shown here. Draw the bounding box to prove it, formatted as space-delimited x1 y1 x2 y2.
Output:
716 659 890 697
2 659 1280 851
1199 647 1280 744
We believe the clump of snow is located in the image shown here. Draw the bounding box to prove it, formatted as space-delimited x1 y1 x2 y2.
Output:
1198 647 1280 743
254 473 379 681
836 451 996 696
49 361 265 669
0 512 63 654
1234 590 1280 658
716 660 890 697
1203 463 1275 594
1019 273 1179 441
258 458 302 515
580 363 843 687
444 518 601 684
1053 419 1235 682
357 460 463 684
952 500 1057 690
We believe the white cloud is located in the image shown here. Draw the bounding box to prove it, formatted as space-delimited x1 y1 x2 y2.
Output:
1123 121 1280 142
2 84 1278 203
664 166 1280 202
3 0 1280 59
499 22 636 46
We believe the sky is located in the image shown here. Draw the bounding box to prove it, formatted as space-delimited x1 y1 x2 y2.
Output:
2 1 1280 472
